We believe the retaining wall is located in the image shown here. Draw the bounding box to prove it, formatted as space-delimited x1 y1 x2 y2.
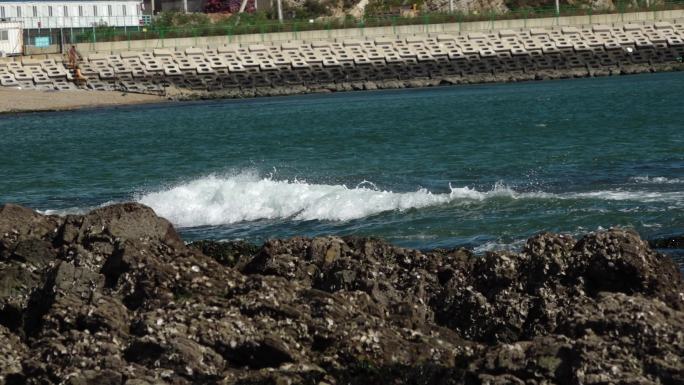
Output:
71 9 684 54
1 18 683 99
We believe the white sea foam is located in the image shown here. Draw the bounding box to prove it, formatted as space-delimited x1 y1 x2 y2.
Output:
472 239 528 254
37 172 683 227
630 176 682 184
135 174 545 227
138 173 444 227
39 200 118 216
133 172 684 228
570 190 684 202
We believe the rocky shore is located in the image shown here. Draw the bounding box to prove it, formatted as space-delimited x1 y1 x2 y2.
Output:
0 203 682 385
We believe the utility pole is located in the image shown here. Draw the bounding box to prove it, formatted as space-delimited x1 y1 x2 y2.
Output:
449 0 453 13
239 0 249 13
277 0 283 22
183 0 188 12
555 0 559 15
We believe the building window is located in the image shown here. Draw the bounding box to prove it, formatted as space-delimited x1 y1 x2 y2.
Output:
122 5 127 16
16 6 21 18
78 6 83 17
63 6 68 17
48 6 53 17
93 5 97 16
32 5 37 17
0 7 5 19
0 30 8 41
108 5 112 16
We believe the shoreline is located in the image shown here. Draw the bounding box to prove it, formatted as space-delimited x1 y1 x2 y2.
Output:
2 63 682 115
0 89 167 115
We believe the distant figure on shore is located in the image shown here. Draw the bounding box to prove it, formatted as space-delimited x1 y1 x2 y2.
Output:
67 45 82 69
67 45 87 86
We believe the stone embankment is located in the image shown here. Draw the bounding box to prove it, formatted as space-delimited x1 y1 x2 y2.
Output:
0 202 683 384
1 20 684 99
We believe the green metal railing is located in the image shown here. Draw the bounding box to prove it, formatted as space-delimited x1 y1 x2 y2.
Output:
66 0 684 45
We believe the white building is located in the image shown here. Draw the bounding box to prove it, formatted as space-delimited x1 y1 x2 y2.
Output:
0 20 22 55
0 1 144 29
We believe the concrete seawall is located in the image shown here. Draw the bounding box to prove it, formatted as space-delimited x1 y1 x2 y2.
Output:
73 9 684 54
1 17 683 99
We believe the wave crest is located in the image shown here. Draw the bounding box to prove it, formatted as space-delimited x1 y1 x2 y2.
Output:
136 174 534 227
43 173 683 228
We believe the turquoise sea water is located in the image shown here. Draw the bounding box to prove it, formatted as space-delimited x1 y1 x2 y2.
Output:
1 72 683 254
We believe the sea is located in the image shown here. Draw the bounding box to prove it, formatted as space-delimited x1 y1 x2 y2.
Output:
1 72 683 265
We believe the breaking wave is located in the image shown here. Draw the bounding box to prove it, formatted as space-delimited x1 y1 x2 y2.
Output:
133 172 684 228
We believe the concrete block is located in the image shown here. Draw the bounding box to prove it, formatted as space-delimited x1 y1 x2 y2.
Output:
290 57 309 69
311 41 331 48
240 55 260 67
322 57 341 67
511 47 529 56
227 62 246 72
181 47 202 56
468 32 486 40
573 41 592 51
87 53 110 61
0 73 18 86
259 60 278 71
45 66 67 78
30 71 51 84
144 61 163 72
131 68 149 78
604 40 622 50
154 49 174 57
655 21 674 30
530 28 549 36
667 36 684 46
164 65 183 76
384 52 403 63
498 29 517 38
541 42 559 53
343 39 364 47
248 44 268 52
623 24 644 32
478 47 497 58
646 32 668 43
120 51 141 59
12 69 33 81
208 57 228 69
218 44 240 53
592 24 611 32
196 62 215 74
366 50 384 60
562 26 580 35
353 56 373 65
98 68 116 79
175 57 196 69
281 42 302 51
271 55 292 66
375 36 396 45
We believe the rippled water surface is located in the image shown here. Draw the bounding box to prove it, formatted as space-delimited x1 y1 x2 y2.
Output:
1 72 683 253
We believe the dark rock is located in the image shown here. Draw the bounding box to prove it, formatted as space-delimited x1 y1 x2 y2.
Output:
188 240 258 268
0 204 682 385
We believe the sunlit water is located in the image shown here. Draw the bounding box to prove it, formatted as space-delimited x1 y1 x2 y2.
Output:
1 73 682 263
